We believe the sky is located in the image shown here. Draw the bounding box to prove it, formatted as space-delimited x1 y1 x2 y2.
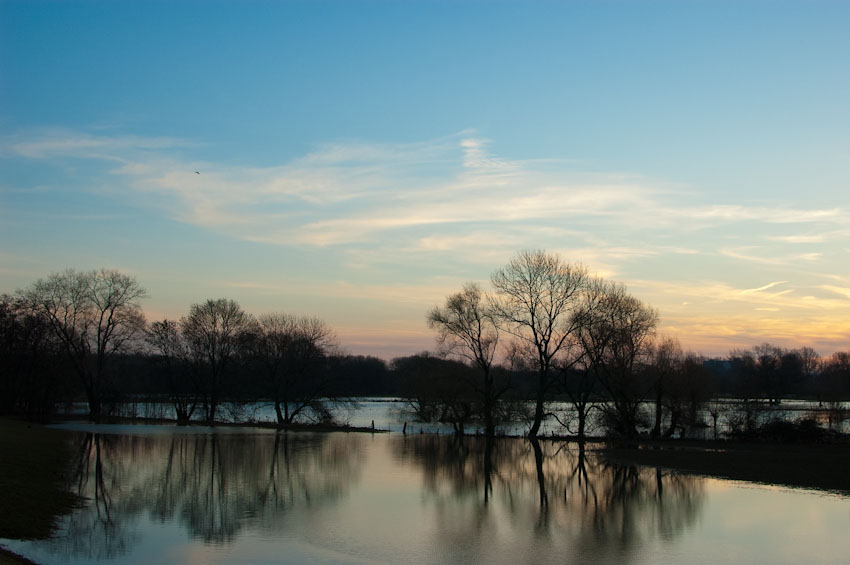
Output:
1 0 849 359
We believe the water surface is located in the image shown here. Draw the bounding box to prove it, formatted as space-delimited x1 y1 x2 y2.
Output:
3 425 848 563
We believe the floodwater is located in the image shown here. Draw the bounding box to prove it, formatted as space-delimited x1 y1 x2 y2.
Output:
3 424 849 564
58 398 850 437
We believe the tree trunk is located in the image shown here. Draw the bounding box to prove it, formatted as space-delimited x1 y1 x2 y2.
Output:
86 386 102 423
577 406 586 441
208 395 218 422
175 403 190 425
483 371 494 437
663 410 678 438
651 381 663 439
528 370 546 437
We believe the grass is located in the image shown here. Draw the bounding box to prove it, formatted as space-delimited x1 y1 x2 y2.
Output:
0 419 80 541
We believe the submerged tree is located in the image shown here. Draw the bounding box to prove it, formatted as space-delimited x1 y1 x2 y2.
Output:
670 353 712 436
20 269 148 421
819 351 850 428
729 343 812 407
146 319 198 423
491 250 589 437
578 281 658 438
251 313 337 425
392 353 478 433
647 339 713 439
428 283 503 436
181 298 253 422
648 336 683 439
555 277 613 442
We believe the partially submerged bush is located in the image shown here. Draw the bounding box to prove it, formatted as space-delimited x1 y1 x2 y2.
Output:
597 404 651 438
724 400 765 435
731 418 838 443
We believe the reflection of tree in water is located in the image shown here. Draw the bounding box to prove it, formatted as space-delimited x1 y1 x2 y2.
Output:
395 434 488 500
48 433 140 560
394 435 704 561
394 435 500 552
50 430 364 559
572 457 703 557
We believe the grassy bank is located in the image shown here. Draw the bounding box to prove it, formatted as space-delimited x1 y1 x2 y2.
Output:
600 439 850 494
0 419 80 541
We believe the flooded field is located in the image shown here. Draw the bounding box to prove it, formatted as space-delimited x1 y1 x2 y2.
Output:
2 424 849 564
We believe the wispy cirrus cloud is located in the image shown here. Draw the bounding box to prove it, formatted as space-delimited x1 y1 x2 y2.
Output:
6 129 844 259
821 285 850 300
719 247 824 267
680 205 843 224
1 128 191 160
741 281 788 294
766 229 850 244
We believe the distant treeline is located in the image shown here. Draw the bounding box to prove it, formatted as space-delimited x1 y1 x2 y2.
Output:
2 260 849 438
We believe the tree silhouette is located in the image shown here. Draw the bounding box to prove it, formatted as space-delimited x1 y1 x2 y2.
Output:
491 250 589 437
181 298 253 421
428 283 503 436
21 269 147 421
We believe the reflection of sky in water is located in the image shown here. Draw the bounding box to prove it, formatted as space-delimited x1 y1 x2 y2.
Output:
673 482 850 564
2 428 849 564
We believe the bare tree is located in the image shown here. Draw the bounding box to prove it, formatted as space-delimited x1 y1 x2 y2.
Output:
428 283 502 436
491 250 589 437
392 352 477 433
557 363 598 441
675 353 712 435
21 269 147 421
147 319 198 424
181 299 253 422
798 346 820 385
819 351 850 428
754 343 786 405
578 281 658 438
556 277 617 442
649 337 683 439
654 351 713 438
251 313 337 425
728 343 807 410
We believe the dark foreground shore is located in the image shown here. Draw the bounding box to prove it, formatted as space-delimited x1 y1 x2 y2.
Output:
600 439 850 494
0 419 80 564
0 550 37 565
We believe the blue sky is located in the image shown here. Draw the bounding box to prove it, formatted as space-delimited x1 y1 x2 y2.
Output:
2 0 849 358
